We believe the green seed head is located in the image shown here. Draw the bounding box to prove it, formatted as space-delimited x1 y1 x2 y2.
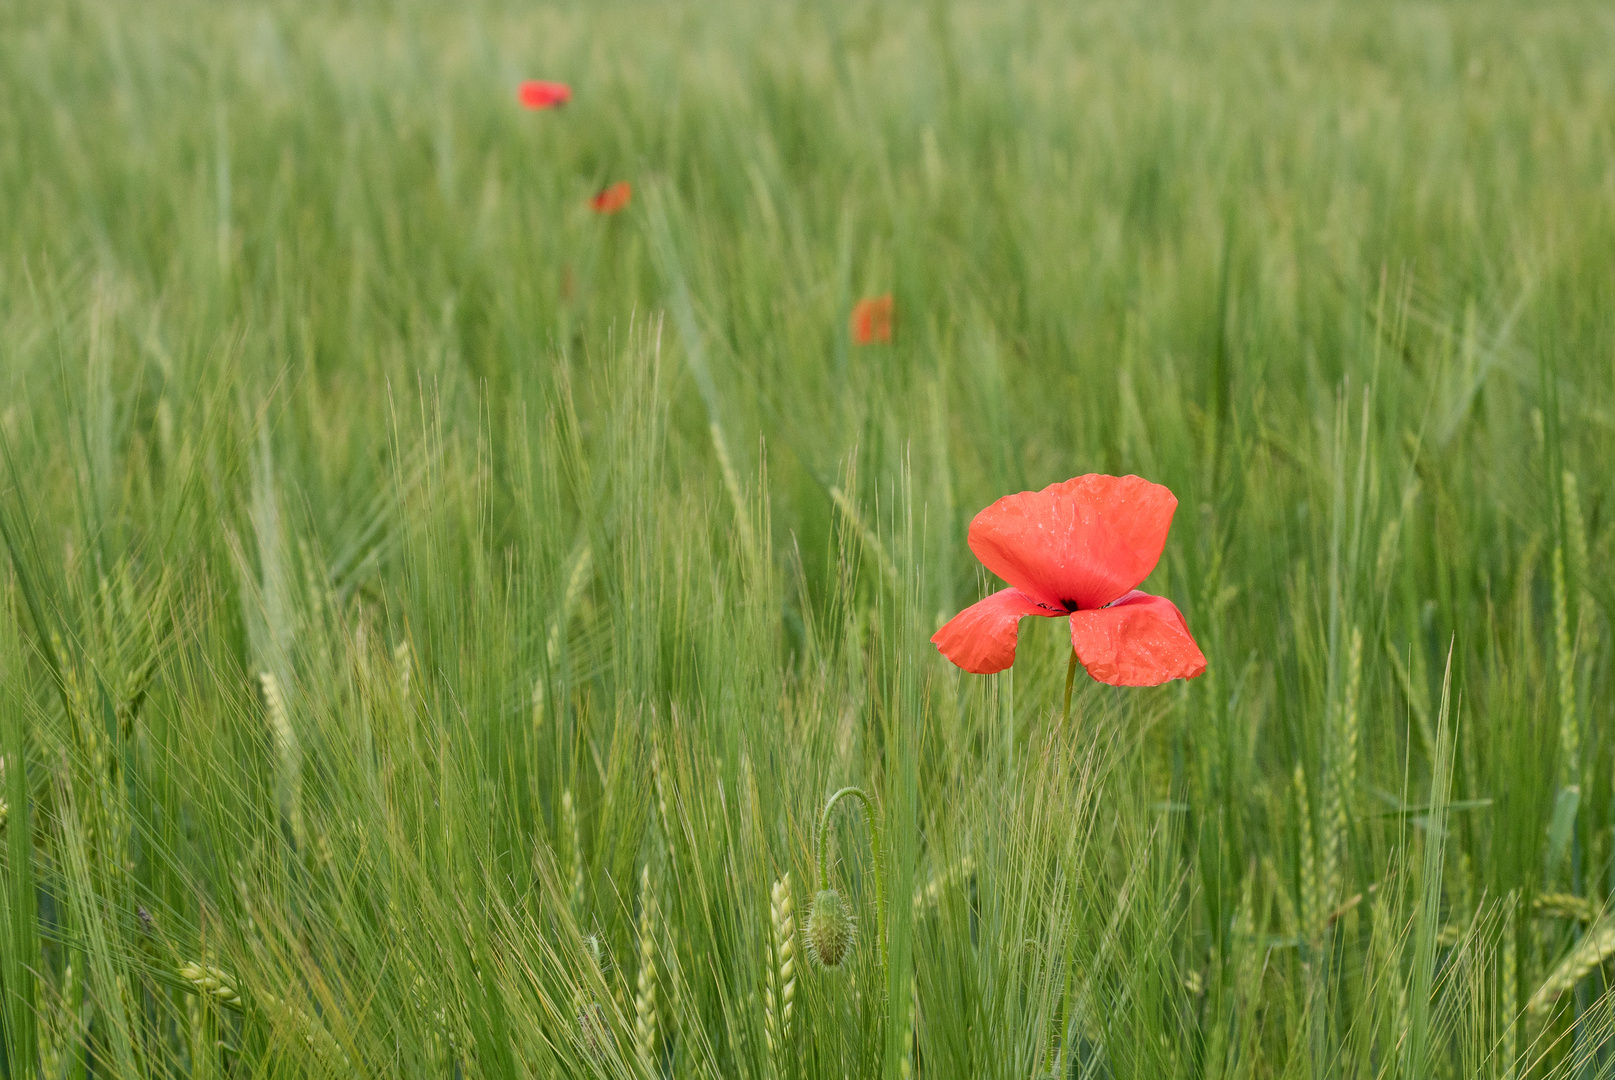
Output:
804 889 856 970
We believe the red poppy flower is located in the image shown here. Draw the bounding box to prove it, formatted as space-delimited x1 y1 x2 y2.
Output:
517 80 572 110
850 295 894 344
590 182 632 214
932 474 1206 686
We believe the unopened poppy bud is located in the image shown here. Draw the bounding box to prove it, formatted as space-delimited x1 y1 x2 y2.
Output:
576 999 610 1060
804 889 856 970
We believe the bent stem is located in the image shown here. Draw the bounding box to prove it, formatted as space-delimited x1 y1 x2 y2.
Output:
1062 647 1079 726
815 786 886 964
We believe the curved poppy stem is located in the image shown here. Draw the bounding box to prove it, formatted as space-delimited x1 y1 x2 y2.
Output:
1063 647 1080 726
815 786 886 963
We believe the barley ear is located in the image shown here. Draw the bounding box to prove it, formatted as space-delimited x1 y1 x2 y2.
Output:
1551 546 1578 789
1293 764 1319 938
633 865 659 1067
1562 472 1591 635
765 872 796 1058
1500 890 1519 1080
562 789 584 914
1533 892 1595 923
545 540 592 675
179 962 242 1009
1528 917 1615 1015
900 975 919 1080
1368 895 1407 1047
393 639 411 698
650 737 673 844
1322 625 1361 911
259 671 302 849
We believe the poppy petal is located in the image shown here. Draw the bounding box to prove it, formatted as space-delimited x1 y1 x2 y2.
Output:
931 588 1060 674
850 295 893 345
968 474 1177 611
590 181 632 214
518 80 572 110
1068 591 1206 687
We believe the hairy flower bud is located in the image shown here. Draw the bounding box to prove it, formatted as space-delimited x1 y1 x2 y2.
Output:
804 889 856 970
576 1000 610 1060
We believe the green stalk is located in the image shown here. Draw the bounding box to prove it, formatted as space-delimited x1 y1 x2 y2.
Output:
1062 647 1079 726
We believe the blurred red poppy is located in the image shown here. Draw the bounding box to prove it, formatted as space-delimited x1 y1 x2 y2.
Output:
931 474 1206 686
850 295 893 344
518 81 572 110
590 182 632 214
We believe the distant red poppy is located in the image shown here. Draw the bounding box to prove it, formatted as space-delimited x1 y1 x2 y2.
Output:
850 295 893 344
590 182 632 214
517 81 572 110
932 475 1206 686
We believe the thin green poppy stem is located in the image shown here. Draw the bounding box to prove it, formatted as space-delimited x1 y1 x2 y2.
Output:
815 786 886 963
1063 646 1079 726
1003 666 1015 774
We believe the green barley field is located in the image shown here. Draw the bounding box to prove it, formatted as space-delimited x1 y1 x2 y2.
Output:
3 0 1615 1077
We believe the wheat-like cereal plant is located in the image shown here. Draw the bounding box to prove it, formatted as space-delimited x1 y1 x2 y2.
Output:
911 856 974 916
1551 546 1579 792
39 962 74 1080
393 639 412 698
765 872 796 1059
258 671 302 848
1528 918 1615 1015
1534 893 1597 923
179 962 242 1009
650 736 673 844
260 992 351 1068
633 865 659 1068
179 957 345 1064
1293 764 1320 938
900 975 919 1080
1562 472 1591 636
562 788 585 914
547 541 593 667
1321 624 1362 909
